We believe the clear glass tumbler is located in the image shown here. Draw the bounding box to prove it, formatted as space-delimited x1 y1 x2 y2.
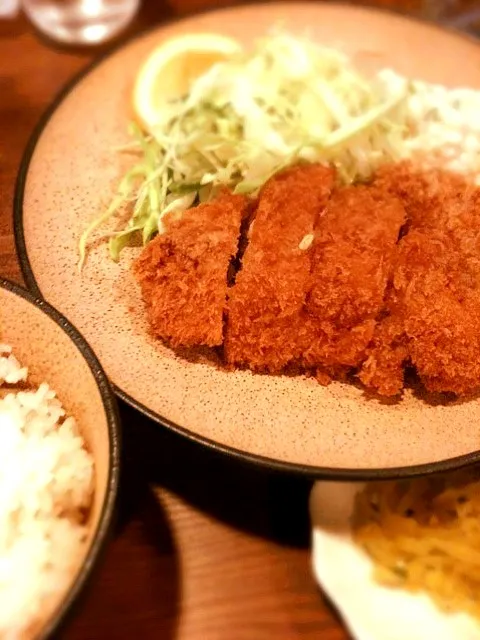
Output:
22 0 140 45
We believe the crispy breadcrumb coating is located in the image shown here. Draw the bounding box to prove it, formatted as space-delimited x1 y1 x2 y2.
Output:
224 163 335 372
360 164 480 396
133 191 248 348
301 184 405 373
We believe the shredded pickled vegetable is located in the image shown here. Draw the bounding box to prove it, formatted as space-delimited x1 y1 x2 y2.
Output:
353 471 480 620
78 32 411 268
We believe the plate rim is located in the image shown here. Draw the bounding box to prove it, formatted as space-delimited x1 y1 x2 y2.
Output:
13 1 480 480
0 277 121 639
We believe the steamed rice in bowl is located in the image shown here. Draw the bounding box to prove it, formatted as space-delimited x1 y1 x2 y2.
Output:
0 344 95 638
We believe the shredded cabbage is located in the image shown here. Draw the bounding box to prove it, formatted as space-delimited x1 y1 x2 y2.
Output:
79 32 411 268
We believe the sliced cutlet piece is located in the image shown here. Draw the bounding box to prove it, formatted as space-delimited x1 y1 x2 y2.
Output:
360 167 480 397
359 165 459 396
301 184 406 372
224 163 335 373
133 191 248 348
396 226 480 396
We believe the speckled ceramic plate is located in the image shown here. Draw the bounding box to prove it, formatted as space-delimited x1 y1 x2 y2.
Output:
0 278 120 637
15 2 480 477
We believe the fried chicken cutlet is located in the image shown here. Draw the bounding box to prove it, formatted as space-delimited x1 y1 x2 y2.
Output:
224 164 335 372
360 165 480 396
301 185 406 374
133 157 480 399
133 191 248 348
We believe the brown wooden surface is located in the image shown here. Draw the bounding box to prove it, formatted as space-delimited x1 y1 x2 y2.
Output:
0 2 476 639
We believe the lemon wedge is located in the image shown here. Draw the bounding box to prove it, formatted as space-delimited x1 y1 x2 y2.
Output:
133 33 243 131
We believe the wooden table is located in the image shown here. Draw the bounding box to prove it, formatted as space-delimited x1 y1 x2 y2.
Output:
0 3 476 639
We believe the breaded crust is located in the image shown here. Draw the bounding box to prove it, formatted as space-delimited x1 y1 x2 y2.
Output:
224 164 335 372
360 166 480 396
133 191 248 348
301 184 406 371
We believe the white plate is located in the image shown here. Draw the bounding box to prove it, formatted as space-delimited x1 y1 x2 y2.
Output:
310 481 480 640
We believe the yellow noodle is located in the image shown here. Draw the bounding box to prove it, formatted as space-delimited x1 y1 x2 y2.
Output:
352 470 480 619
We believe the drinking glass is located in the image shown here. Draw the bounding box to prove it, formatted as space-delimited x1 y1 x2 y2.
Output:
22 0 140 45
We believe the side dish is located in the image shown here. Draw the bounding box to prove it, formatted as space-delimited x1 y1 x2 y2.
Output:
353 471 480 621
0 345 94 638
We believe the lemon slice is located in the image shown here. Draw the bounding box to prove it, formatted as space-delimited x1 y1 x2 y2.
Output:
133 33 243 131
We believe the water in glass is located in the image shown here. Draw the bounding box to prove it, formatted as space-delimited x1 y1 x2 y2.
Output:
22 0 140 45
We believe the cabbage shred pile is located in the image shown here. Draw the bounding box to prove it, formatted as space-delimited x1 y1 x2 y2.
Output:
79 33 411 266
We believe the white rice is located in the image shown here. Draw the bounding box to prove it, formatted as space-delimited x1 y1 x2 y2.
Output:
380 69 480 181
405 80 480 180
0 349 94 639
